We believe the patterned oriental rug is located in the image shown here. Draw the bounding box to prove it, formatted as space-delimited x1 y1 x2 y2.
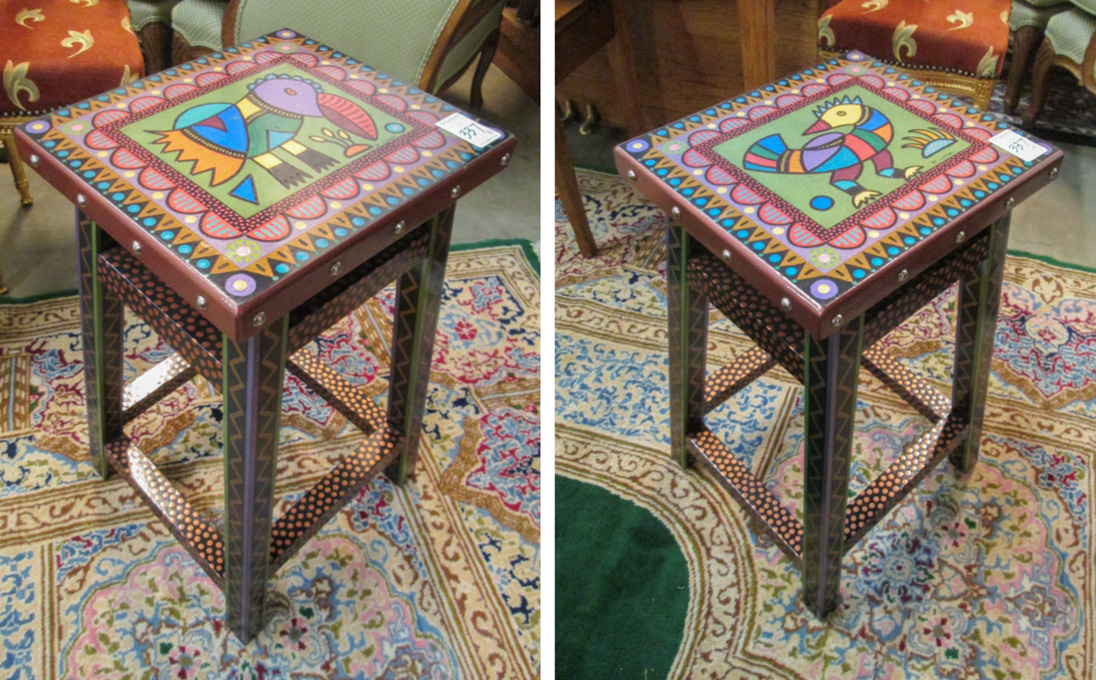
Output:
0 241 540 679
555 170 1095 679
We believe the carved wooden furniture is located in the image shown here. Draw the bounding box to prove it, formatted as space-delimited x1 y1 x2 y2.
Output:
556 0 789 132
819 0 1012 109
495 1 540 101
169 0 226 63
616 52 1062 618
15 29 514 642
1022 2 1096 127
170 0 505 108
736 0 776 91
129 0 185 74
1 0 145 294
554 0 642 258
1003 0 1070 114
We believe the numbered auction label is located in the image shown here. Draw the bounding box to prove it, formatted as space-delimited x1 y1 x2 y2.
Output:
988 129 1049 163
436 113 503 149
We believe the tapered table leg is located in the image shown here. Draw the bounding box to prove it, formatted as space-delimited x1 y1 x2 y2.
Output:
666 222 708 469
950 214 1011 473
3 135 32 206
385 207 455 485
76 211 124 480
556 113 598 258
802 315 863 618
222 315 288 643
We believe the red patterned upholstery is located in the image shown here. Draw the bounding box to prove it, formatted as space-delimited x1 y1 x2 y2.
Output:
819 0 1012 77
1 0 144 117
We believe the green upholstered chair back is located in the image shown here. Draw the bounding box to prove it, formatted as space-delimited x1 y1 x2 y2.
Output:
1010 0 1072 32
228 0 504 92
1044 6 1096 64
1068 0 1096 15
128 0 184 32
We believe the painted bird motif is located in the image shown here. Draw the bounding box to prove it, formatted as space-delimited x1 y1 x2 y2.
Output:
152 73 378 203
744 96 925 208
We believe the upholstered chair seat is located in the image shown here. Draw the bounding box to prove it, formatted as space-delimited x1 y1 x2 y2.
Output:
1022 3 1096 127
0 0 144 293
819 0 1012 108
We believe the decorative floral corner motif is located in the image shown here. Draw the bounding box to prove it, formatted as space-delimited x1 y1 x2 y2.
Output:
439 413 540 544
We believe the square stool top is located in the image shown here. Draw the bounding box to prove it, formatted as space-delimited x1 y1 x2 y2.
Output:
615 51 1062 338
15 28 515 342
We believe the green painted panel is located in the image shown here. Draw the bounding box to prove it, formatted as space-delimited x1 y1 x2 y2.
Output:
712 85 970 227
120 63 407 218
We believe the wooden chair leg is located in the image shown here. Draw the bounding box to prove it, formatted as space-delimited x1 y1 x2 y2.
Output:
555 113 597 258
470 28 500 110
2 134 32 206
607 0 645 136
1005 26 1041 115
171 31 191 66
171 31 214 66
137 21 173 75
1022 38 1056 129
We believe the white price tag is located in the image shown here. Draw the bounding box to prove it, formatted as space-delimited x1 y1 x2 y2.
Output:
436 113 502 149
988 129 1048 163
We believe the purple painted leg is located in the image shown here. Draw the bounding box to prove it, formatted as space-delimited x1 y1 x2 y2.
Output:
666 221 708 469
385 206 455 484
949 214 1011 473
802 315 863 619
222 315 288 643
76 210 124 480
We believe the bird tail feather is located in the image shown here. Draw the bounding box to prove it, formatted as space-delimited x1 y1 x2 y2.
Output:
902 128 958 159
744 133 787 173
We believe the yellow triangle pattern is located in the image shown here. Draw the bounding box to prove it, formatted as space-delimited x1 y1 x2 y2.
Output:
778 250 807 270
845 253 872 271
171 227 200 247
245 258 274 278
795 263 826 282
289 234 316 253
266 247 295 265
190 242 219 261
209 257 238 275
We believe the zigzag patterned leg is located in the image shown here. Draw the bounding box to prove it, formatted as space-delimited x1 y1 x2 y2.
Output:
802 316 863 619
666 222 708 469
222 315 288 643
949 214 1011 473
76 210 123 480
385 206 455 485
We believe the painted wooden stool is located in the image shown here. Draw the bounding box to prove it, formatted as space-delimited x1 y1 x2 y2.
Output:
15 28 514 642
615 52 1062 619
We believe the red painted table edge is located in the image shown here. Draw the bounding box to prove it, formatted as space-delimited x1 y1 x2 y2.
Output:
15 127 517 343
613 145 1064 340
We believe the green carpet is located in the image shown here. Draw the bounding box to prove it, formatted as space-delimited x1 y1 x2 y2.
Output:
555 476 689 679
